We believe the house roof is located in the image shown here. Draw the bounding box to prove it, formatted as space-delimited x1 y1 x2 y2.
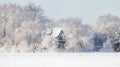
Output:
52 28 62 37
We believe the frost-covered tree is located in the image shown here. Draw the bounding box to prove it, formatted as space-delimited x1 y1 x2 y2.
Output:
92 33 107 51
0 3 48 52
48 17 93 52
0 3 120 52
93 14 120 52
94 14 120 35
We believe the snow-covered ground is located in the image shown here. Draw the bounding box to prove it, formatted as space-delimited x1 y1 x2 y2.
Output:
0 53 120 67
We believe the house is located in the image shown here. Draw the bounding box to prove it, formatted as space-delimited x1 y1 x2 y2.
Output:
52 28 66 49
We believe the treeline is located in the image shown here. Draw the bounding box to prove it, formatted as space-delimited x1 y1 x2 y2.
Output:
0 3 120 52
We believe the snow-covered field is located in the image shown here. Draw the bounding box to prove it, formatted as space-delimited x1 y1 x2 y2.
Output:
0 53 120 67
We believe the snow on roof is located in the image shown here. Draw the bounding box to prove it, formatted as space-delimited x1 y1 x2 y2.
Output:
52 28 62 37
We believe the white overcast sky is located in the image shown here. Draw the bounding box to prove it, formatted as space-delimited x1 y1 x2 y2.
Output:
0 0 120 25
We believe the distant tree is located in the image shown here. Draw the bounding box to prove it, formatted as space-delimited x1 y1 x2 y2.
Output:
94 14 120 35
92 33 107 51
0 3 47 52
94 14 120 52
111 32 120 52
